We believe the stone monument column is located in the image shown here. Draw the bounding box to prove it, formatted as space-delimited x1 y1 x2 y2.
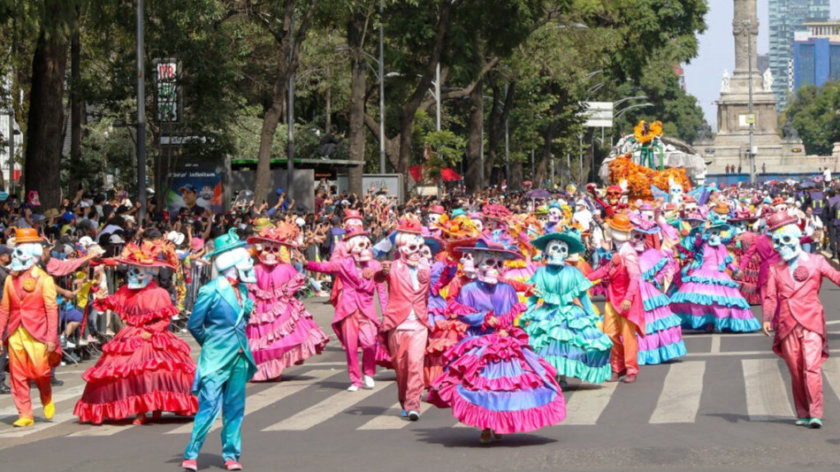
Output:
731 0 760 91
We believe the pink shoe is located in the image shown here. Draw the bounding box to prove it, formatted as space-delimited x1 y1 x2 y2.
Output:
181 459 198 471
225 460 243 470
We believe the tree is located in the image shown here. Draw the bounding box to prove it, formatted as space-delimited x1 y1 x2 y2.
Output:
781 82 840 156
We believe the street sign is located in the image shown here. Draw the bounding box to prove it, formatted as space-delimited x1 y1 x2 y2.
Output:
738 113 756 127
582 101 613 128
154 59 181 122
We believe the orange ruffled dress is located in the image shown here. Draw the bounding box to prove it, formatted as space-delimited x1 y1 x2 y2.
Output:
74 282 198 424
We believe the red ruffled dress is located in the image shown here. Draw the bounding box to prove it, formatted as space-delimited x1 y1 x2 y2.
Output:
74 282 198 424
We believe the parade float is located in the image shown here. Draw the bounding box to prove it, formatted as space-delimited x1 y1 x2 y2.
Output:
598 120 708 202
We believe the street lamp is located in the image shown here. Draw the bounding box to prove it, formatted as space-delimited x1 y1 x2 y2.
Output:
136 0 146 225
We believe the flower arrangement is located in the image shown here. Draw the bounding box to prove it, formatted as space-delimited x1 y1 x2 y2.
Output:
633 120 663 144
608 153 691 201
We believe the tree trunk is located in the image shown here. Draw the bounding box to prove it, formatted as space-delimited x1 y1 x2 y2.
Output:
464 79 483 192
25 28 69 209
346 10 367 196
325 67 332 134
510 159 522 191
254 83 284 205
69 18 82 195
535 121 556 188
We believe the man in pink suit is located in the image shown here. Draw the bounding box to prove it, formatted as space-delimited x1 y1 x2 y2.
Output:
587 214 645 383
375 217 430 420
763 211 840 428
307 228 387 391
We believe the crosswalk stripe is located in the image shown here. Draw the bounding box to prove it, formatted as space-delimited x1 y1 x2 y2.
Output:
822 358 840 399
0 411 76 439
262 381 390 431
0 384 85 418
357 402 424 430
562 383 618 425
742 359 794 420
650 361 706 424
165 369 338 436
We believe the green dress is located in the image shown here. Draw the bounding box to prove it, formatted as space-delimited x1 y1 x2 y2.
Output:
520 265 612 384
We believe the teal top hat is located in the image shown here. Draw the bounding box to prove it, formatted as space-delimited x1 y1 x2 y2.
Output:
531 228 585 255
205 228 249 259
451 208 467 218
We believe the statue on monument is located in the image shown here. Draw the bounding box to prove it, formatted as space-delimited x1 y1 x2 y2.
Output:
762 68 773 93
721 69 731 93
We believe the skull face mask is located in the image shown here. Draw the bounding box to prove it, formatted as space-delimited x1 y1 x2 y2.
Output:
10 243 42 272
544 240 569 266
475 253 504 284
215 247 256 284
631 231 647 253
460 252 477 279
706 227 725 247
547 207 563 224
256 243 283 266
397 233 424 266
127 266 157 289
772 224 803 262
606 189 621 206
344 218 364 232
427 213 442 227
420 245 433 264
347 235 373 263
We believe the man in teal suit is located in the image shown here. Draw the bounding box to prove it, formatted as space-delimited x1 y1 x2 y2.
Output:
182 229 257 472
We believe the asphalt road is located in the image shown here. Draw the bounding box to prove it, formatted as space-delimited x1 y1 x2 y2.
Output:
3 284 840 471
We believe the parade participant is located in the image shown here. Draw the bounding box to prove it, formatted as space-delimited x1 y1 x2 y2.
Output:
427 231 565 444
587 214 645 383
74 241 198 425
629 216 686 365
731 211 763 305
520 229 612 385
306 228 387 391
246 223 329 381
375 217 431 420
328 209 365 303
670 214 760 333
423 234 465 387
426 205 445 233
763 211 840 428
183 230 258 471
0 229 61 427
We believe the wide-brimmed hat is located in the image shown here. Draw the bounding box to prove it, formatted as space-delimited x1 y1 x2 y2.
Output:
606 214 634 233
205 228 248 258
428 204 445 215
14 228 44 244
629 213 660 234
706 213 731 231
113 240 178 269
766 211 798 231
396 216 423 235
452 230 522 260
424 235 444 255
712 202 730 215
248 222 301 247
531 229 585 255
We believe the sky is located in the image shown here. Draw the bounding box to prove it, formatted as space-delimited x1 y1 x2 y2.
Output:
683 0 840 128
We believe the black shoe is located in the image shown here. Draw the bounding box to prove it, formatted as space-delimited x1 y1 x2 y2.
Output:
51 378 64 387
0 384 10 394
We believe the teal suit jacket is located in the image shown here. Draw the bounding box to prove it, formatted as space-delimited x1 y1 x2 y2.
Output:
188 277 257 392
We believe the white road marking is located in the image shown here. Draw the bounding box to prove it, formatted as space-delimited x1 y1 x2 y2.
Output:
0 385 85 418
262 381 389 431
710 335 721 354
742 359 794 421
357 402 424 430
650 361 706 424
562 382 618 425
165 369 338 435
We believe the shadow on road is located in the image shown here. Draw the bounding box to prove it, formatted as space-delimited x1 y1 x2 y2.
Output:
703 412 794 425
413 427 557 448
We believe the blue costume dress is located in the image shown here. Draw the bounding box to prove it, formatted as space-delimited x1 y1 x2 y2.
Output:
520 265 613 383
184 277 257 463
427 280 565 434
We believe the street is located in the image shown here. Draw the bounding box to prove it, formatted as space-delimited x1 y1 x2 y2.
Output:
3 289 840 472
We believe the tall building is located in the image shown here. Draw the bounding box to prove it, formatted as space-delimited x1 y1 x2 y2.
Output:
792 21 840 91
768 0 830 110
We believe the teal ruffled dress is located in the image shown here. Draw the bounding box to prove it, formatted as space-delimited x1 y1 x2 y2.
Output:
520 265 613 384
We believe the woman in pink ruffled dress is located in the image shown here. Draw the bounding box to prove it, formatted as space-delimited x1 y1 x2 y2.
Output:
247 223 329 381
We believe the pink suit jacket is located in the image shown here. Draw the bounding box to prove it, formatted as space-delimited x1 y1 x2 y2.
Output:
306 258 387 327
763 253 840 359
587 243 645 335
376 260 431 333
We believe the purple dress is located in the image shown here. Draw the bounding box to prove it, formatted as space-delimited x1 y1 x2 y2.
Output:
636 249 687 364
670 243 761 332
247 263 329 381
427 281 565 434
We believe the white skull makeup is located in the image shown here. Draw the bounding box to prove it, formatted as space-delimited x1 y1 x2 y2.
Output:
396 233 424 266
631 231 647 253
772 224 803 262
547 207 563 224
544 240 569 266
460 252 477 279
10 243 42 272
420 245 433 264
344 218 364 232
127 266 157 289
476 252 504 284
347 235 373 263
256 243 283 266
427 213 442 227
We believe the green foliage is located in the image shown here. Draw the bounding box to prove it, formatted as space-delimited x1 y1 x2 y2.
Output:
424 129 466 178
781 82 840 156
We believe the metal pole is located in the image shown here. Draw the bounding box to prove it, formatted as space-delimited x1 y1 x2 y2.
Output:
136 0 146 226
550 155 555 187
530 148 534 179
578 133 583 186
504 116 510 187
287 14 296 197
748 18 755 184
378 0 386 173
479 111 484 188
8 111 13 194
435 62 441 131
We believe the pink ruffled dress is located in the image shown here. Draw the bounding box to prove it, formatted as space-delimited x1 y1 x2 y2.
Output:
74 283 198 424
247 263 329 381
